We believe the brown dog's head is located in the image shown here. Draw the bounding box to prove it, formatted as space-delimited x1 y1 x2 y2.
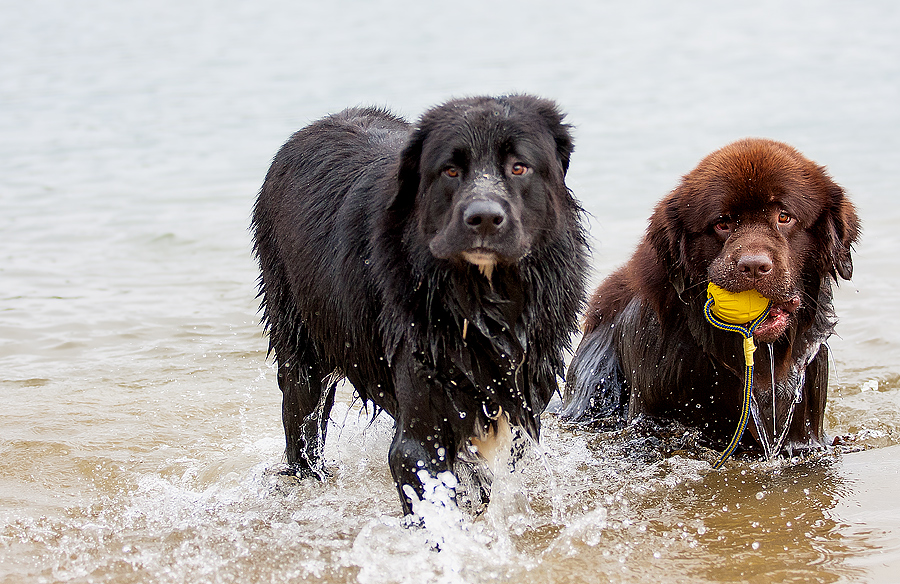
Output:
392 95 574 278
649 138 860 343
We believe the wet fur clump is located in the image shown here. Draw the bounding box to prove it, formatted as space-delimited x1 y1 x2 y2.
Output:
562 138 859 459
252 95 588 515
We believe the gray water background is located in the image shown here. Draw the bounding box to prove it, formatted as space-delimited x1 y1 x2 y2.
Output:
2 0 900 582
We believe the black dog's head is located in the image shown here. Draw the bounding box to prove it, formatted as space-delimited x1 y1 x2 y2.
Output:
393 95 574 277
650 138 860 343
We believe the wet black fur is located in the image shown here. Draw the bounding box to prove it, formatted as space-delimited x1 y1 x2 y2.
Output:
252 95 587 514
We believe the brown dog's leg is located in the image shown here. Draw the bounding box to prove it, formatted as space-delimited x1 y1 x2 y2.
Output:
784 345 829 456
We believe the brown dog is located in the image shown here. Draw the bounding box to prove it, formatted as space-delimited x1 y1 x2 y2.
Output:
562 138 859 459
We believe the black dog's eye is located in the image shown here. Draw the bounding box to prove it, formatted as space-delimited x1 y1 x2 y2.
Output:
777 211 793 224
510 162 529 176
443 166 460 178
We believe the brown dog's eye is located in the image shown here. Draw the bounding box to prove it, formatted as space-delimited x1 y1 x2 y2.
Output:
778 211 792 224
510 162 528 176
714 218 732 233
444 167 460 178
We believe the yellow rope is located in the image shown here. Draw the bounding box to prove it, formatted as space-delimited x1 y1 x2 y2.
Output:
703 296 771 469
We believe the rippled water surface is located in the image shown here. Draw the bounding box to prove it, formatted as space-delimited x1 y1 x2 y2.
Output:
2 1 900 582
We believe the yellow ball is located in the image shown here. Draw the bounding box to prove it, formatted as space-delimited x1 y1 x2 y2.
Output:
706 283 771 324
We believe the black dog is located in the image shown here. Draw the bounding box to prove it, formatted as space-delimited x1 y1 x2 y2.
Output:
252 95 587 514
562 139 859 460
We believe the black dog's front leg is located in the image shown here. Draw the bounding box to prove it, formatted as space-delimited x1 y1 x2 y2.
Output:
388 354 458 516
389 421 456 516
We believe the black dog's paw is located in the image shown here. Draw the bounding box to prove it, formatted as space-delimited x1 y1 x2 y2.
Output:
275 462 331 481
400 513 425 529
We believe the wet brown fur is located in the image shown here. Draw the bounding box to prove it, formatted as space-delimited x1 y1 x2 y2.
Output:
564 138 859 457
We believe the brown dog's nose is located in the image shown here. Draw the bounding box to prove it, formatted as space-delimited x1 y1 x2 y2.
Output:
463 199 506 236
738 254 774 279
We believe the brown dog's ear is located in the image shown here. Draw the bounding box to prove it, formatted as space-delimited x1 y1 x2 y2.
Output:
647 193 689 293
646 197 672 260
822 176 860 281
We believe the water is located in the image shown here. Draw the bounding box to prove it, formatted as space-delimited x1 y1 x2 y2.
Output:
2 0 899 581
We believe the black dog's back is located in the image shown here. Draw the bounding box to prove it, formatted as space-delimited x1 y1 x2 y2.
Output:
254 108 407 384
252 108 409 475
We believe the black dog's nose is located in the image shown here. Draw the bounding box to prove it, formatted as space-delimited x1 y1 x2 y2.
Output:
738 254 774 279
463 199 506 236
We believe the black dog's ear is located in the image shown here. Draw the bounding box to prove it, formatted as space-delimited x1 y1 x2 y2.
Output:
822 175 860 281
535 100 575 175
502 95 574 175
391 127 426 211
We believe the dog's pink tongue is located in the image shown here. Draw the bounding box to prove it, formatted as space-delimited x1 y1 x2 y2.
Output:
752 297 799 340
753 307 788 338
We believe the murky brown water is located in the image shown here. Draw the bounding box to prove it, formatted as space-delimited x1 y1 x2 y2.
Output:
2 0 899 582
